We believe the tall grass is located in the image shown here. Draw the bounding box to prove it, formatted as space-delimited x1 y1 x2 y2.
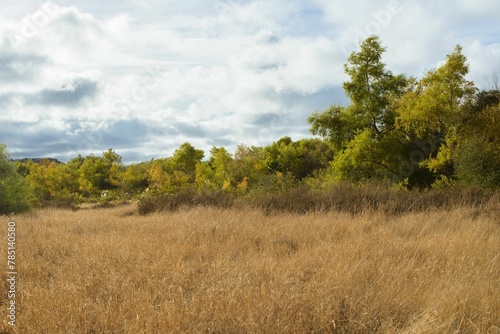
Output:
1 200 498 333
138 184 498 215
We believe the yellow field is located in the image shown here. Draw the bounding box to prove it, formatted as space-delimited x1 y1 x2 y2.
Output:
1 202 499 333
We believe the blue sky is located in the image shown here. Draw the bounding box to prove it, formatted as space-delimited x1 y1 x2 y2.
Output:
1 0 499 163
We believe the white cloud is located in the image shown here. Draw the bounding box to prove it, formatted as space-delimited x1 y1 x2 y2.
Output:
457 0 500 19
0 0 499 162
464 41 500 87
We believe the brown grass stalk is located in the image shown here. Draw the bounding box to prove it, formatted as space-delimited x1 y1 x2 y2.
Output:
0 202 498 333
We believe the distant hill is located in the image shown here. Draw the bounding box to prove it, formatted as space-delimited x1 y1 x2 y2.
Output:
11 158 63 164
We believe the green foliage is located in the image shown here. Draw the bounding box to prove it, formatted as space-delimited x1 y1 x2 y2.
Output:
0 144 32 214
210 146 235 190
331 129 377 182
78 149 123 197
233 145 267 191
460 97 500 145
455 101 500 189
343 36 406 135
397 46 475 134
396 45 476 178
120 162 149 195
455 138 500 189
5 37 500 211
195 147 235 192
310 37 405 148
147 159 171 192
195 161 217 191
18 149 124 205
264 137 334 180
26 159 63 202
147 143 205 194
171 143 204 180
308 37 497 189
309 36 409 183
467 90 500 114
308 105 354 150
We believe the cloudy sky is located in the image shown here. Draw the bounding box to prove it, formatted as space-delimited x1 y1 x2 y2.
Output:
1 0 499 163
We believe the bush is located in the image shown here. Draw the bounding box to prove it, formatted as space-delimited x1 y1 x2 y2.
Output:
0 144 32 214
243 183 496 215
455 137 500 189
138 189 234 214
136 182 497 216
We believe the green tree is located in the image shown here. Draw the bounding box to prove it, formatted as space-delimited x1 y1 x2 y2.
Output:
120 162 149 195
264 137 334 180
147 143 204 193
328 127 408 183
233 145 267 191
195 161 217 191
26 160 60 201
264 137 294 174
455 137 500 189
396 45 476 179
210 147 234 190
21 158 81 205
195 147 235 192
308 36 407 183
78 149 123 197
308 105 355 151
455 96 500 188
294 138 334 179
0 144 32 214
147 159 173 193
171 143 204 182
343 36 406 136
467 89 500 114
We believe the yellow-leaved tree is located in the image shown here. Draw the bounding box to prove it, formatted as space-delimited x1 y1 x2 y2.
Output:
396 45 476 184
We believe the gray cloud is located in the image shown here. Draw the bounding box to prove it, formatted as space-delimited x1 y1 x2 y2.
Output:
0 94 14 108
29 78 98 106
64 119 154 158
0 0 498 164
208 138 238 147
254 29 279 44
0 121 71 159
252 112 283 127
173 122 208 138
104 120 151 142
0 53 47 82
0 119 154 163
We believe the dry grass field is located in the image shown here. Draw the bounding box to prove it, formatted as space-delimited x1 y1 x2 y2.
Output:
1 201 499 333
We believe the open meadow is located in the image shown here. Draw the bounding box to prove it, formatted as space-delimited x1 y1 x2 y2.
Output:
1 201 499 333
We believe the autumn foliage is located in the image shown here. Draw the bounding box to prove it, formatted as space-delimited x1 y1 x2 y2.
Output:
0 35 499 334
1 36 499 214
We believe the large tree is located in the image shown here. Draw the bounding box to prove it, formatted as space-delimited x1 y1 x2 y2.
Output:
171 143 204 180
308 36 407 183
396 45 477 179
342 36 406 136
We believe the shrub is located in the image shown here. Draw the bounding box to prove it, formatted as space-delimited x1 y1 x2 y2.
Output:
243 183 496 215
137 181 497 216
455 137 500 189
138 189 235 214
0 144 32 214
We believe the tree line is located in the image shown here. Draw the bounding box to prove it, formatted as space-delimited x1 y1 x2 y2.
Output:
1 36 499 214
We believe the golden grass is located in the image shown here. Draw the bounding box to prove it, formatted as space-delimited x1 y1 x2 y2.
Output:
1 202 499 333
